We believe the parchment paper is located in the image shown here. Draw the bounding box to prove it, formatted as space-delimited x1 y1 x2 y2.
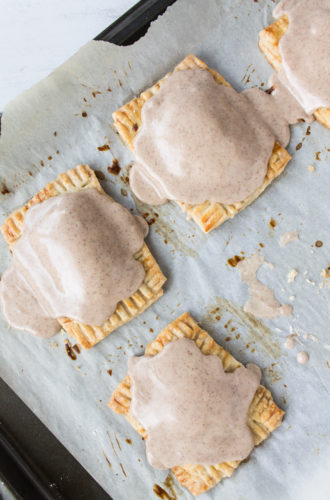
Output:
1 1 330 499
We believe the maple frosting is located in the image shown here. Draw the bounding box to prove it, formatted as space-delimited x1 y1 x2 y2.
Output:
273 0 330 115
129 337 261 469
0 189 148 337
130 69 280 206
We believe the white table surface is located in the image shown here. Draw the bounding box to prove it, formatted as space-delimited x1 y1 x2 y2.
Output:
0 0 136 111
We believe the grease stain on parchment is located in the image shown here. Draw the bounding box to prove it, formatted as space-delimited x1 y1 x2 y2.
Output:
106 430 118 457
133 195 201 258
153 472 185 500
201 296 281 359
102 450 112 469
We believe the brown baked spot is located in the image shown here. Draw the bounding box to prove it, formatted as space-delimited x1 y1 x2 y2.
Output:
296 142 302 151
107 369 112 376
95 170 105 180
72 344 80 354
108 158 121 175
324 266 330 278
82 111 87 117
132 123 138 131
227 255 244 267
102 452 112 468
315 240 323 247
92 91 101 98
269 218 276 229
120 175 129 185
98 144 110 151
259 242 264 248
53 131 57 136
48 156 52 161
306 126 311 136
265 86 275 95
65 341 77 360
315 151 321 161
1 183 10 195
40 160 44 167
153 484 174 500
125 438 132 445
119 463 127 477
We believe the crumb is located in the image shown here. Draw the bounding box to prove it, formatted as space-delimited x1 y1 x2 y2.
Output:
321 268 330 279
108 158 121 175
287 269 298 283
227 255 244 267
269 218 276 229
98 144 110 151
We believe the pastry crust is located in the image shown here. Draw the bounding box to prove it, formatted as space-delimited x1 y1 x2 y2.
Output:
113 54 291 233
259 16 330 129
108 312 284 496
1 165 166 348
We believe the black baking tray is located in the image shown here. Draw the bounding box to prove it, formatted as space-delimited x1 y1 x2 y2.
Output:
0 1 176 498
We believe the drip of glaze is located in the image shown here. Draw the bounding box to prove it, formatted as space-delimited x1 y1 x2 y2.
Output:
297 351 309 364
237 254 292 319
284 336 296 349
279 230 299 247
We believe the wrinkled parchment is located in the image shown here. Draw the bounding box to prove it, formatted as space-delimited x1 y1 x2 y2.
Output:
1 1 330 499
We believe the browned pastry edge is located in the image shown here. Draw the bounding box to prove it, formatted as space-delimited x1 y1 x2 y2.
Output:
258 15 330 129
108 312 284 496
1 164 166 348
112 53 291 233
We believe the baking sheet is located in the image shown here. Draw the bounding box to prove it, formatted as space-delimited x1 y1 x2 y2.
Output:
1 0 330 499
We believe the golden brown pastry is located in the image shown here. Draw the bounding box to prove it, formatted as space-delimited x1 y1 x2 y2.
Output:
259 16 330 129
112 54 291 233
109 312 284 496
1 165 166 348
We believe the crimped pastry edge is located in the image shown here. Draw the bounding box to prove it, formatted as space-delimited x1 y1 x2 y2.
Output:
1 164 166 348
112 53 291 233
108 312 284 496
